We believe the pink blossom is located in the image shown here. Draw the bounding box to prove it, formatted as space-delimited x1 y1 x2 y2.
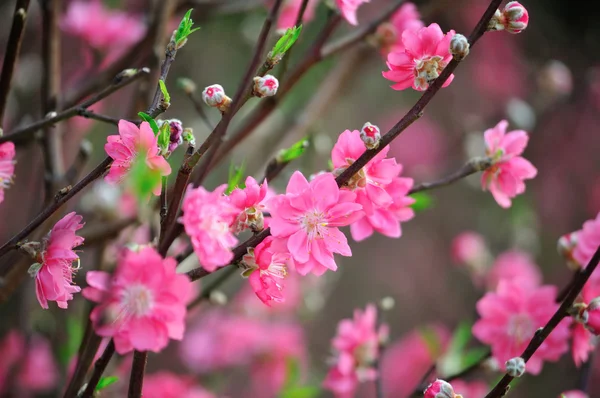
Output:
29 212 85 309
336 0 369 26
268 171 363 276
243 237 290 306
423 379 457 398
560 391 589 398
61 0 146 52
450 380 489 398
571 277 600 365
83 246 191 354
472 280 570 374
104 120 172 196
383 23 455 91
377 3 424 56
451 231 489 268
142 372 214 398
230 176 269 233
486 250 542 290
0 141 15 204
480 120 537 208
323 305 387 397
275 0 320 31
331 129 414 241
181 184 239 271
573 212 600 269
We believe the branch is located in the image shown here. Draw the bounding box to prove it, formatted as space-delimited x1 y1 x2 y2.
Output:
277 0 311 81
408 157 493 195
0 68 150 145
80 339 116 398
63 320 102 398
128 351 148 398
80 217 138 246
186 265 238 309
0 0 31 125
75 109 123 126
485 245 600 397
64 140 92 185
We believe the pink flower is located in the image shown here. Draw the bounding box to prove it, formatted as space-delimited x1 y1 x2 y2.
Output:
142 372 214 398
423 379 458 398
377 2 424 56
451 231 489 266
268 171 363 276
336 0 370 26
243 237 290 306
571 277 600 365
0 141 15 204
573 212 600 269
104 120 172 196
29 212 85 309
480 120 537 208
181 184 239 271
560 391 589 398
331 129 414 242
275 0 320 31
323 305 387 397
83 246 191 354
61 0 146 51
486 250 542 290
383 23 455 91
230 176 269 233
450 380 489 398
472 280 570 374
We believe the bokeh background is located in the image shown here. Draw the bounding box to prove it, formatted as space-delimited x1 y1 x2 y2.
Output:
1 0 600 397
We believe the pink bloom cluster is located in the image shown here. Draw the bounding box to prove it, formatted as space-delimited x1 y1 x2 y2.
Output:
336 0 370 26
84 247 191 354
383 23 455 91
0 141 15 204
332 129 415 242
323 305 387 397
30 212 85 309
105 120 172 196
481 120 537 208
142 372 214 398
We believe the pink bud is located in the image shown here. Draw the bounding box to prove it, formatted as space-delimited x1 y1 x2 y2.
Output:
253 75 279 98
360 122 381 149
502 1 529 34
424 379 460 398
202 84 231 112
586 297 600 335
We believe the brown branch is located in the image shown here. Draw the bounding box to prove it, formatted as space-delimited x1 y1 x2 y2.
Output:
81 217 138 246
0 0 31 125
64 140 92 185
128 351 148 398
186 265 238 309
0 68 150 145
485 244 600 398
80 339 116 398
62 320 102 398
408 157 493 195
75 109 122 126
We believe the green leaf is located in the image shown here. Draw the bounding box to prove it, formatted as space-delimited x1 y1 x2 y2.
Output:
447 321 473 355
127 154 163 201
277 137 309 163
241 268 255 278
279 386 320 398
418 325 443 358
58 316 84 366
137 112 159 135
271 25 303 58
226 162 246 194
159 80 171 104
283 357 301 389
409 192 434 212
95 376 119 392
461 347 489 368
175 9 200 46
157 122 171 154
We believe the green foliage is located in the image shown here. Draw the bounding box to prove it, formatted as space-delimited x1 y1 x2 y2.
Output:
409 192 434 212
157 122 171 155
271 26 303 58
137 112 159 135
226 162 246 194
95 376 119 392
277 137 309 163
159 80 171 104
175 9 200 47
127 154 163 201
278 357 320 398
58 316 84 366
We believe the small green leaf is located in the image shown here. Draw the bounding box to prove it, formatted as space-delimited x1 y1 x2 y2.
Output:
183 128 196 146
175 9 200 47
159 80 171 104
279 386 320 398
241 268 255 278
447 322 473 355
409 192 434 212
226 162 245 194
271 25 303 58
127 154 163 201
461 347 489 368
96 376 119 392
58 317 84 366
157 122 171 154
137 112 159 135
277 137 309 163
283 357 301 389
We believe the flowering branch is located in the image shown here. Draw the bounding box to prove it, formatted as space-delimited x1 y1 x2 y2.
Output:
485 244 600 398
409 157 493 194
0 0 31 126
80 340 116 398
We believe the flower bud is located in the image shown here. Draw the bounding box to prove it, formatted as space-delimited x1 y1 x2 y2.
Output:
487 9 504 31
424 379 461 398
449 34 470 61
253 75 279 98
202 84 231 112
505 356 526 377
360 122 381 149
586 297 600 335
570 302 589 324
183 128 195 146
557 232 580 270
502 1 529 34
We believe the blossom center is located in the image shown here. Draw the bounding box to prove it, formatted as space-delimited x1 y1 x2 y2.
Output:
121 284 154 318
508 313 534 343
414 56 446 90
301 210 327 239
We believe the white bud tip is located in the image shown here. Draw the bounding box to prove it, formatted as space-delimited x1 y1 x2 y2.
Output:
209 290 228 306
505 356 526 377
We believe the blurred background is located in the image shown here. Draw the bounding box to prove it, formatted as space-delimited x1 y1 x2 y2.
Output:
0 0 599 397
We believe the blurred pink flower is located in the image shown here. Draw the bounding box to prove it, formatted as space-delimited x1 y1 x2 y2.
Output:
181 184 239 271
573 212 600 270
0 331 23 393
268 171 362 276
0 141 15 204
451 232 490 284
31 212 85 309
377 2 424 56
84 247 191 354
244 237 290 306
450 379 489 398
230 176 269 233
61 0 146 52
481 120 537 208
142 372 214 398
323 305 387 398
275 0 320 31
383 23 455 91
486 250 542 290
473 280 570 375
336 0 369 26
105 120 171 196
560 390 589 398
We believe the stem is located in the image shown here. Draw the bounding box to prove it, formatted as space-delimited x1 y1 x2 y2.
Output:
62 321 102 398
64 140 92 185
0 0 31 125
485 244 600 398
187 265 238 310
408 158 493 195
160 176 168 226
277 0 311 81
128 351 148 398
75 109 123 126
80 339 116 398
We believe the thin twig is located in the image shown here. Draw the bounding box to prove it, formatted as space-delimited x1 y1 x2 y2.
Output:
0 0 31 125
187 265 238 309
408 158 493 194
76 109 123 126
80 339 116 398
62 321 102 398
128 351 148 398
185 91 214 130
64 140 92 185
277 0 311 81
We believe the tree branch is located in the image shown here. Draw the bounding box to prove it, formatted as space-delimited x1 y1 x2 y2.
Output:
408 157 493 195
80 339 116 398
128 351 148 398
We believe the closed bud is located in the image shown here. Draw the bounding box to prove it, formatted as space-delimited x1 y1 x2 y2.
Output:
502 1 529 34
202 84 231 112
487 9 504 31
449 34 470 61
360 122 381 149
505 356 526 377
423 379 462 398
253 75 279 98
